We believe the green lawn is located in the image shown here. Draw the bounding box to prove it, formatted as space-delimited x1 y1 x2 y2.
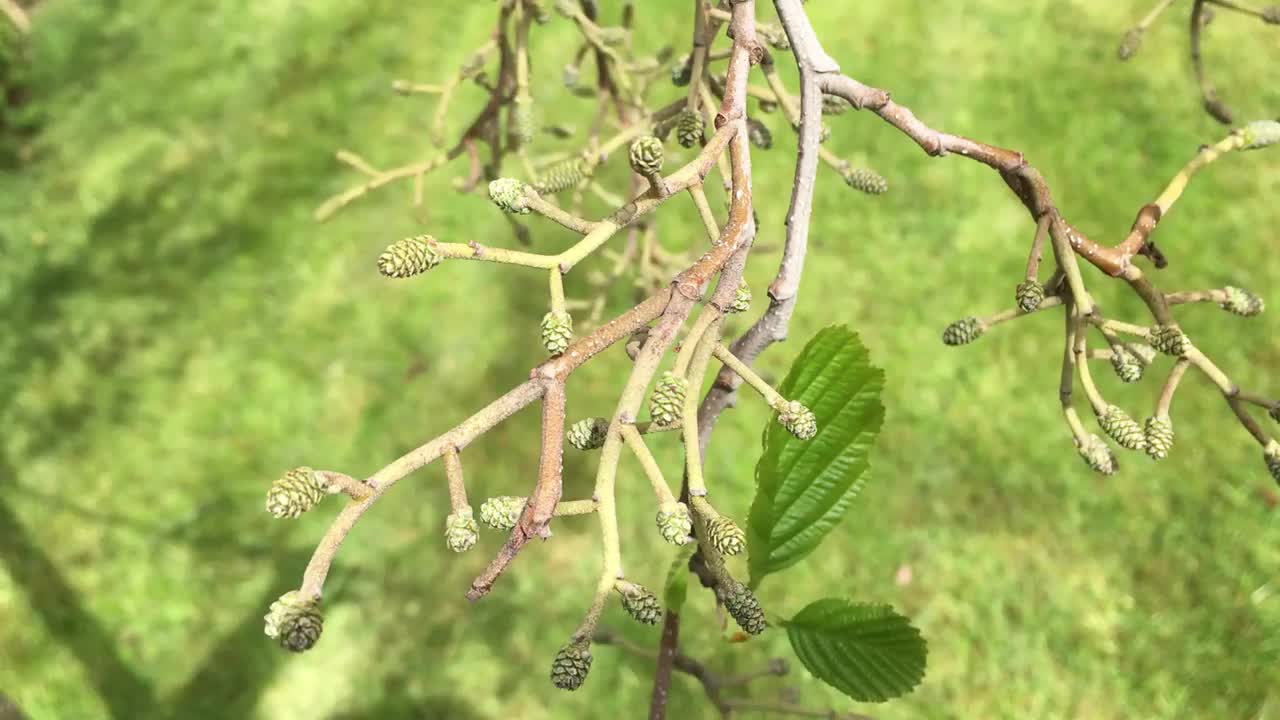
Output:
2 1 1279 718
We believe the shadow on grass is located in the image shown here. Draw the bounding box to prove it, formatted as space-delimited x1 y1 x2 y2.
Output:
0 470 157 718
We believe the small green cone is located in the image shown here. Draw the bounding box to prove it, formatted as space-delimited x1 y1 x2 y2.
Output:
1241 120 1280 149
550 640 593 691
264 591 323 652
377 236 442 278
1015 280 1044 313
727 282 752 314
707 515 746 556
942 317 984 346
479 496 526 531
1117 28 1143 60
629 136 665 176
775 400 817 440
1110 347 1145 384
1099 405 1146 451
747 118 773 150
567 417 610 451
1077 434 1118 476
671 54 692 86
649 372 688 426
1221 286 1265 317
444 509 479 553
760 23 790 50
489 178 530 214
656 502 693 545
618 583 662 626
675 110 705 149
822 94 850 115
1265 441 1280 485
717 581 766 635
534 157 588 195
1148 325 1191 356
541 310 574 355
1144 416 1174 460
266 467 327 519
842 167 888 195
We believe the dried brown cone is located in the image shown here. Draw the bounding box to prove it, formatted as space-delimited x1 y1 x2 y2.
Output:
377 235 442 278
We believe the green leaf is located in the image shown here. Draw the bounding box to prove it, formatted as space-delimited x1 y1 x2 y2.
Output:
662 545 695 613
748 325 884 585
784 599 927 702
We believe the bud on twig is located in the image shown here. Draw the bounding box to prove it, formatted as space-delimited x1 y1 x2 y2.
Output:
1241 120 1280 150
821 93 850 115
727 282 752 314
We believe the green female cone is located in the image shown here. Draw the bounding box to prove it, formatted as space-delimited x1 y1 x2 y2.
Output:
1015 280 1044 313
942 317 983 346
717 581 766 635
1110 347 1145 384
628 136 664 176
541 310 573 355
1099 405 1146 451
444 509 479 553
675 110 704 149
619 583 662 625
566 417 610 450
842 167 888 195
1078 434 1118 476
534 157 588 194
266 467 326 519
377 236 441 278
550 640 593 691
489 178 530 214
655 501 693 545
1144 416 1174 460
264 591 323 652
649 372 687 426
1148 325 1191 356
707 515 746 556
1221 286 1264 317
479 496 526 531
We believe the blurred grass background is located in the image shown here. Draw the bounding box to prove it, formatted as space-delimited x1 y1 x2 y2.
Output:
2 1 1279 718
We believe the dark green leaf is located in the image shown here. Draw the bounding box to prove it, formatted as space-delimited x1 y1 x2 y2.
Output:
748 325 884 585
784 599 927 702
